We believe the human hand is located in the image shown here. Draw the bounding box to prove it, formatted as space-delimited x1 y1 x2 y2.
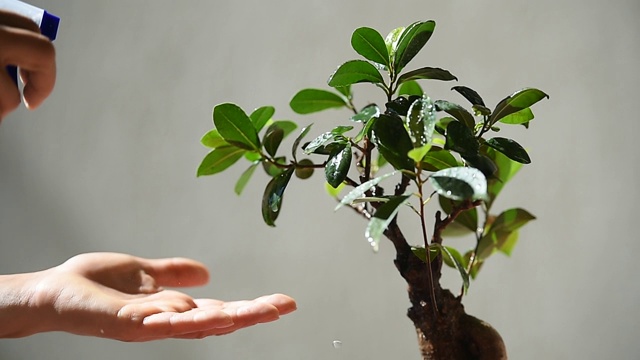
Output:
1 252 296 341
0 9 56 121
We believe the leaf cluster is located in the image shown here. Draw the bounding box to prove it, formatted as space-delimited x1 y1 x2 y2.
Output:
198 21 547 292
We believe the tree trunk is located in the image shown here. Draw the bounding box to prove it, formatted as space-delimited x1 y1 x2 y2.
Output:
385 220 507 360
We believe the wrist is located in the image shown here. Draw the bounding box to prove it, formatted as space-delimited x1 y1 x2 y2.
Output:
0 270 54 338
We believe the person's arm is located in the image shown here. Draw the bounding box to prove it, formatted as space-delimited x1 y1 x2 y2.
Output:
0 253 296 341
0 9 56 121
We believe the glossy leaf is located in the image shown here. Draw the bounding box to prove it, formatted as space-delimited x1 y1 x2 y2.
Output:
477 208 535 259
372 114 414 172
405 96 437 148
325 143 352 188
445 121 480 155
384 26 405 59
213 103 261 151
490 88 549 125
397 67 457 84
303 132 340 154
201 129 228 149
351 27 390 68
394 21 436 73
397 80 423 97
235 162 259 195
336 171 396 211
421 149 459 171
292 124 313 161
197 146 245 177
290 89 347 114
365 195 411 252
429 166 487 201
328 60 385 87
435 100 475 129
331 125 354 135
498 107 534 125
451 86 485 107
261 168 294 227
486 137 531 164
263 123 285 157
250 106 275 132
350 104 380 123
463 153 498 179
336 85 352 99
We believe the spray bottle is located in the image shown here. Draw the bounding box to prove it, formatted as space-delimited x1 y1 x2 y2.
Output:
0 0 60 85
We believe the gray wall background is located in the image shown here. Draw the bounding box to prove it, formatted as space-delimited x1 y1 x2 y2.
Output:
1 0 638 359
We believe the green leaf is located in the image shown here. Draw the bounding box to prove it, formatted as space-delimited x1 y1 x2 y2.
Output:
213 103 261 151
477 208 535 259
405 96 437 148
445 121 480 156
394 21 436 73
328 60 385 87
304 132 339 154
335 85 352 99
244 151 262 162
354 115 379 143
408 145 432 163
365 195 411 252
292 124 313 161
351 27 390 68
498 107 534 125
484 147 522 209
435 100 475 129
397 80 423 97
201 129 228 149
384 26 405 59
486 137 531 164
490 88 549 125
290 89 347 114
262 156 287 177
272 120 297 138
325 143 352 188
499 231 520 256
294 158 315 180
372 114 414 172
429 166 487 201
436 244 470 293
250 106 275 132
331 125 354 135
397 67 457 84
263 123 285 157
451 86 485 107
325 181 345 198
439 196 478 233
411 246 439 263
197 146 246 177
350 104 380 123
261 168 294 227
336 171 396 211
421 149 459 171
235 162 259 195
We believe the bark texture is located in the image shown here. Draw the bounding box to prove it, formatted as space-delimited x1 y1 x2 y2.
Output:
385 220 507 360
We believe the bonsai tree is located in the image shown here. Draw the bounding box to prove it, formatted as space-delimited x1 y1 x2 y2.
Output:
197 20 547 360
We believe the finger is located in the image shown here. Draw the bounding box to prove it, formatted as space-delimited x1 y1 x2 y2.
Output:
0 26 55 109
0 67 21 121
140 257 210 288
255 293 297 315
139 308 235 339
172 300 282 339
0 10 41 33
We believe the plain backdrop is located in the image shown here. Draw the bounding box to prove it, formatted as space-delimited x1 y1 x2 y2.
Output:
1 0 639 359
